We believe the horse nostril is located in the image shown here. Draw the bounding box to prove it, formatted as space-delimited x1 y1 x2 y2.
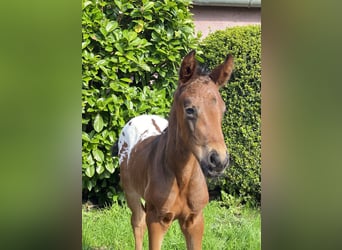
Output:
208 151 230 169
208 151 219 166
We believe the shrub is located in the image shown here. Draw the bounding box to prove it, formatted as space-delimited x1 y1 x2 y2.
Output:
200 25 261 206
82 0 199 205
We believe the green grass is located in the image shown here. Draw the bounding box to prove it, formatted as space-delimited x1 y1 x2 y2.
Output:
82 202 260 250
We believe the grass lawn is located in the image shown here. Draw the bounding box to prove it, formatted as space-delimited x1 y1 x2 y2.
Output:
82 201 260 250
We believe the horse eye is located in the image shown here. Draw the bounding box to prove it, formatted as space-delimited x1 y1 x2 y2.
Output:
185 107 195 115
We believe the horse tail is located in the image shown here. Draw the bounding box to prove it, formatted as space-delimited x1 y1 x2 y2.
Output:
111 141 119 156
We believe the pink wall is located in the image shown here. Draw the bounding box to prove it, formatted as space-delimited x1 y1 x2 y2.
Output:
191 6 261 38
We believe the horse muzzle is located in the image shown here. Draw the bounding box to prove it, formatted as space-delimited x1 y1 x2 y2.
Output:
200 150 229 177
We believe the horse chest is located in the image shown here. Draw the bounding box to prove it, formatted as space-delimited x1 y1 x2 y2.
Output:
145 176 208 222
180 182 209 214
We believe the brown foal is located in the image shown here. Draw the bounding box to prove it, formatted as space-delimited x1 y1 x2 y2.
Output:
117 50 234 249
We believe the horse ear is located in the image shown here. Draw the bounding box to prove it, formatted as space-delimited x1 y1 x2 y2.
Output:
179 50 197 85
209 54 234 87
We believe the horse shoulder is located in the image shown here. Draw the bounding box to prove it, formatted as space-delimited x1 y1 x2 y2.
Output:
185 166 209 212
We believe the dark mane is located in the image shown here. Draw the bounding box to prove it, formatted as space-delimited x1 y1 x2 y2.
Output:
196 63 210 76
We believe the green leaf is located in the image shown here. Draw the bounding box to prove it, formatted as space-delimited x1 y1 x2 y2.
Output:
100 27 107 36
167 54 176 61
195 54 205 63
86 154 95 165
82 1 92 9
122 30 138 42
96 59 107 66
114 0 122 10
126 31 137 42
144 14 153 21
99 66 109 76
105 46 113 52
82 40 90 49
86 179 93 191
134 20 144 33
125 100 133 110
139 63 151 71
92 148 104 162
93 113 104 132
114 43 123 53
82 132 90 142
125 52 136 62
105 21 118 33
120 78 132 83
85 165 95 178
144 2 154 10
105 162 115 174
96 164 105 174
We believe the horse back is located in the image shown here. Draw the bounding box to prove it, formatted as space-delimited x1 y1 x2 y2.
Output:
118 115 168 195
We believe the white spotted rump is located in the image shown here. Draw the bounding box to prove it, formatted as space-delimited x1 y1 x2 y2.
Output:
118 115 168 164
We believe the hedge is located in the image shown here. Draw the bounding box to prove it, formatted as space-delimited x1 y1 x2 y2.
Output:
82 0 199 205
82 0 261 206
200 25 261 206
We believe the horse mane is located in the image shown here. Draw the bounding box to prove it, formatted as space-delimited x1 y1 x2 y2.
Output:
196 63 210 77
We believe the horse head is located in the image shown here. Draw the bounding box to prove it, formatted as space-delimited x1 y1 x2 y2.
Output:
172 50 234 177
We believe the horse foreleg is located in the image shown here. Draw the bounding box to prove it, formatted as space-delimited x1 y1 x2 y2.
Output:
146 210 173 250
179 212 204 250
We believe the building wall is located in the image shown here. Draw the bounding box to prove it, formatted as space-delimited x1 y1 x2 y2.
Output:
191 6 261 38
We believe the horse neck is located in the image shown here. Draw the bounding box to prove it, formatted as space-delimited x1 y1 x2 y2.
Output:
164 108 198 186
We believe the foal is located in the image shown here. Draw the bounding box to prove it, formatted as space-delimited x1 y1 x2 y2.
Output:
117 51 234 250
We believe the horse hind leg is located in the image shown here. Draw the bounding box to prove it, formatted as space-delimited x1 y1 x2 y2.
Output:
125 192 146 250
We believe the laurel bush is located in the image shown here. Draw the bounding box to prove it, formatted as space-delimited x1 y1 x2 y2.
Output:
82 0 199 204
82 0 261 206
